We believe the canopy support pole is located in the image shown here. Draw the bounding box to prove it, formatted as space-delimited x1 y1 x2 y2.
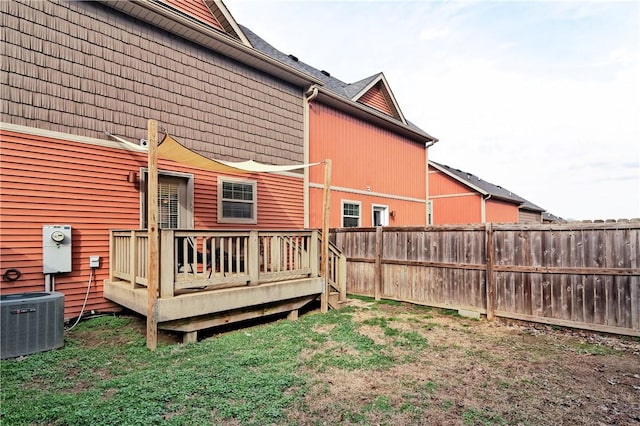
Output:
146 119 159 350
320 159 332 313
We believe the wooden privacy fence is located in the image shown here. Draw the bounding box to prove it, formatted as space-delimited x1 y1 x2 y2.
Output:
332 222 640 336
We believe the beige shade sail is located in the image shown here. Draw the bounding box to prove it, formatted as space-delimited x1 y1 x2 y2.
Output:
158 134 320 173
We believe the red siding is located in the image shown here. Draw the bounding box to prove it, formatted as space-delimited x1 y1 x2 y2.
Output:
431 195 483 224
428 168 475 196
428 166 521 224
162 0 225 31
308 103 426 227
0 129 303 318
486 199 519 223
358 84 394 116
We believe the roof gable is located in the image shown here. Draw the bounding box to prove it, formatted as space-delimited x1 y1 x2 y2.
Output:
350 73 406 124
238 26 435 138
204 0 252 46
161 0 251 46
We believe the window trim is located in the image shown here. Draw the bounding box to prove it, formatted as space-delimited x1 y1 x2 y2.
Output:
217 176 258 224
341 199 362 228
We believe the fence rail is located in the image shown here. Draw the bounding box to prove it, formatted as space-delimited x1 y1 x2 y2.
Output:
332 222 640 336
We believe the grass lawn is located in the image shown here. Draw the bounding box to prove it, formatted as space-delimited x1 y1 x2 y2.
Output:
1 296 639 425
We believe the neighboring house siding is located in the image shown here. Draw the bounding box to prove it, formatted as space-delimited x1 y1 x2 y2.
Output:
519 209 542 223
486 198 519 223
431 194 483 224
308 103 427 227
0 129 304 318
1 0 304 165
428 168 475 196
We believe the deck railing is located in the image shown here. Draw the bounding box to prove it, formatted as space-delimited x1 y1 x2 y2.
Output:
109 229 348 300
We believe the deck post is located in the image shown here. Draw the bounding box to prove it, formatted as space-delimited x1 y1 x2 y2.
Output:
129 230 137 288
249 230 259 285
310 230 319 277
109 231 115 282
160 229 175 299
147 119 159 350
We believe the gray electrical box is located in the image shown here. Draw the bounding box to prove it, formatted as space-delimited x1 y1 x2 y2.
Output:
43 225 72 274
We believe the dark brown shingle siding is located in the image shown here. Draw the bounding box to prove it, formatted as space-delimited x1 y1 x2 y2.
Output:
2 0 304 164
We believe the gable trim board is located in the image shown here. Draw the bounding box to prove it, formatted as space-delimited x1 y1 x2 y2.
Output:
1 123 146 153
204 0 252 46
98 0 322 88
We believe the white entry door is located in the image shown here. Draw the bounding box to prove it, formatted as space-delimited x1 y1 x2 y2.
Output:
372 205 389 227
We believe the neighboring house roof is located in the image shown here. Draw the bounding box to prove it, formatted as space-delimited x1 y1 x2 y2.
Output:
543 212 563 221
429 161 546 212
240 25 436 143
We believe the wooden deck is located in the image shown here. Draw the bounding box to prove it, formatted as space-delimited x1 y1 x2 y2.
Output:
104 229 346 341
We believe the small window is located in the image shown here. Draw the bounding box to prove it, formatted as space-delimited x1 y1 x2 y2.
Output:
218 178 257 224
427 200 433 225
342 201 361 228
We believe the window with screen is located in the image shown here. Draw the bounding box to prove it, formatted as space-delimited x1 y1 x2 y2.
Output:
158 182 179 228
218 178 257 224
342 201 361 228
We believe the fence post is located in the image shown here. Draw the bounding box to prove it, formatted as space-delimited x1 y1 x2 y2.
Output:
485 223 495 321
374 226 383 300
339 253 347 302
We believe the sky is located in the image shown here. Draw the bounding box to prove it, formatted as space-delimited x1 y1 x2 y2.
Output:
226 0 640 220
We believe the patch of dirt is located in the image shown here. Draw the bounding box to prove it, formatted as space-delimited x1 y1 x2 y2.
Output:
289 300 640 426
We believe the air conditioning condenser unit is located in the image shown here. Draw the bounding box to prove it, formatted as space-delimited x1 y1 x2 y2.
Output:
1 291 65 359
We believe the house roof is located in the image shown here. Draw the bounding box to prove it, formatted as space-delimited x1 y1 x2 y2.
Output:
240 25 437 143
429 161 546 212
543 212 563 221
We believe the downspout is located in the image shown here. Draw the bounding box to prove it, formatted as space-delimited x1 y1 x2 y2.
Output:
424 138 438 225
303 85 320 229
481 194 492 223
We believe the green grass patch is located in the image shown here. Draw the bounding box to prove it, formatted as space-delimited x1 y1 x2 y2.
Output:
439 308 463 318
574 342 617 356
462 407 508 425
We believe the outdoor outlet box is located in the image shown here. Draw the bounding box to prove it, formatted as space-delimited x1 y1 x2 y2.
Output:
89 256 100 268
43 225 72 274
